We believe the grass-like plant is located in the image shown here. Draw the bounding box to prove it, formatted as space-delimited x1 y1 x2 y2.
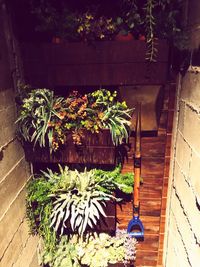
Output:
16 88 64 151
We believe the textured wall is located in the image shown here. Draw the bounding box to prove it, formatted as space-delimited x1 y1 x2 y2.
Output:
164 70 200 267
163 0 200 266
0 3 39 267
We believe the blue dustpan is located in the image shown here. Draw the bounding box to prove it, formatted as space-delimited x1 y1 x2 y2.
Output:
127 215 144 239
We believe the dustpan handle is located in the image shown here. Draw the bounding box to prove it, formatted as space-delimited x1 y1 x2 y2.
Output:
133 103 141 215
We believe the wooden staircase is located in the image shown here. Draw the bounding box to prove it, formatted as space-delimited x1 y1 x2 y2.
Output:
117 82 176 267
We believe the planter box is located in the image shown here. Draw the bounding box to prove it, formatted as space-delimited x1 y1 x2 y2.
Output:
21 40 169 87
24 130 116 165
96 199 116 234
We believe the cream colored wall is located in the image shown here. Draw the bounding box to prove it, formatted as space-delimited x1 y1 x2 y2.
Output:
163 1 200 266
163 71 200 267
163 0 200 267
0 2 39 267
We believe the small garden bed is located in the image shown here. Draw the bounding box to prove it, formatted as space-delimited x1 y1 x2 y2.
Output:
26 165 136 267
17 86 136 266
17 88 132 165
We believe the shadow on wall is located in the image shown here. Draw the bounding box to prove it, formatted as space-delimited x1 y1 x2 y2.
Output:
118 85 164 133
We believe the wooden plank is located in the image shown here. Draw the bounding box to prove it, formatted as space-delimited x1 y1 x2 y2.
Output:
21 40 169 64
141 157 164 178
136 234 159 251
135 250 158 266
21 40 169 87
24 130 116 165
141 136 166 158
23 61 169 87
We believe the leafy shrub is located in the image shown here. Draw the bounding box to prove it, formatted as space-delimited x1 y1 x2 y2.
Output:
94 165 134 194
26 165 133 240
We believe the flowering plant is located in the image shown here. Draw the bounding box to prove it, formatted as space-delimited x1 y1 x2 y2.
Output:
77 12 117 42
17 88 132 152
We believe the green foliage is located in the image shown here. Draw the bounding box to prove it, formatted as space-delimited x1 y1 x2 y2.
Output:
26 165 132 239
143 0 185 61
144 0 157 62
26 165 136 265
94 165 134 194
41 231 137 267
77 12 117 42
17 88 132 151
88 89 132 145
49 167 116 236
29 0 185 61
16 88 64 151
26 177 57 251
31 2 79 40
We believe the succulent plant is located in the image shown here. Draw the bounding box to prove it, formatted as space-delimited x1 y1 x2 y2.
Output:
41 230 137 267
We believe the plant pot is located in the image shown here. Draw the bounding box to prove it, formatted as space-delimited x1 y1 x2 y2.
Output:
115 32 134 41
52 36 62 44
24 129 116 165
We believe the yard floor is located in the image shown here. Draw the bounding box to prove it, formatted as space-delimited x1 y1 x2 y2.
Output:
117 82 175 267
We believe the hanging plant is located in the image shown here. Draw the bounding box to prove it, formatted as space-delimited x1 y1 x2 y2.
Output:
144 0 158 62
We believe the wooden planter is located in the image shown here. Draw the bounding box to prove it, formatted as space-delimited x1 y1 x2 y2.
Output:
24 129 116 165
96 199 116 234
21 40 169 87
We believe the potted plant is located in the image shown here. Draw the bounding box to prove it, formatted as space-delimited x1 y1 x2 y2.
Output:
30 3 80 42
28 0 185 61
26 165 136 267
16 88 132 165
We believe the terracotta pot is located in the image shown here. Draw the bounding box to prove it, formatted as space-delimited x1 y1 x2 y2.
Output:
115 32 134 41
138 34 146 41
52 36 62 44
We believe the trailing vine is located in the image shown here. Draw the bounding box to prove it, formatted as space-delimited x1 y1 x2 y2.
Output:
144 0 157 62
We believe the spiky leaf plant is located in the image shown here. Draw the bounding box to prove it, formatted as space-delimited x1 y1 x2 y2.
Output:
16 88 64 150
49 168 117 236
